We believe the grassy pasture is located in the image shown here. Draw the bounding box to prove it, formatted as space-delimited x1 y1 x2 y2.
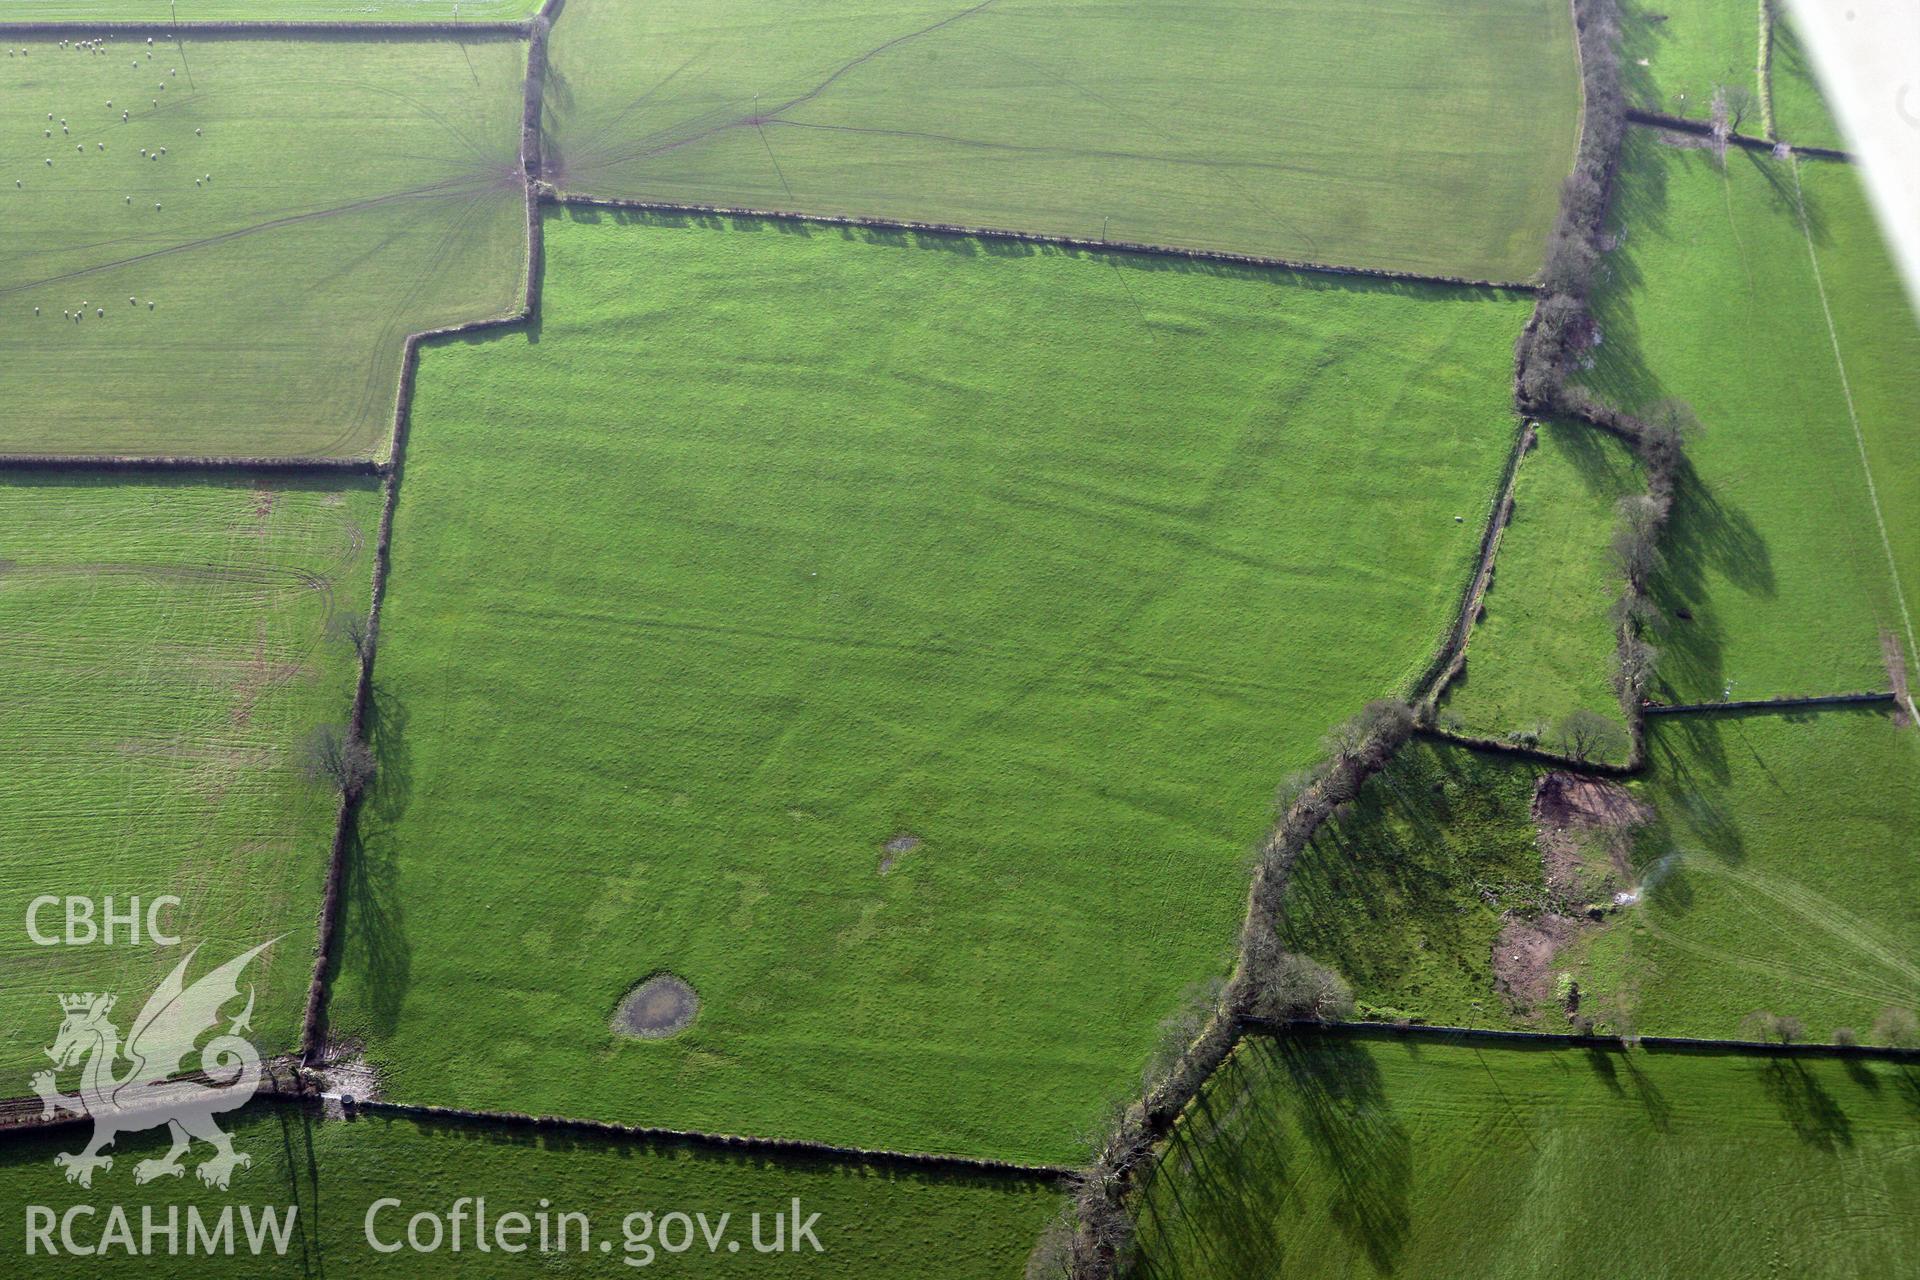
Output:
323 209 1530 1162
1767 13 1845 150
1620 0 1760 124
0 33 526 458
542 0 1580 281
0 474 377 1083
0 1104 1062 1276
1441 421 1638 744
1583 132 1918 701
1575 707 1920 1041
0 1 544 22
1132 1031 1920 1279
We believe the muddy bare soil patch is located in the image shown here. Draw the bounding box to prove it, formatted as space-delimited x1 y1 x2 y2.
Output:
1493 913 1583 1018
613 974 699 1039
879 832 920 875
1532 772 1650 831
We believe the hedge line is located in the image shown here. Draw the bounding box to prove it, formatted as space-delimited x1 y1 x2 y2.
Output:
0 453 381 475
300 11 551 1066
1644 690 1896 715
1414 419 1534 714
1624 108 1852 161
547 194 1541 295
0 21 528 38
1246 1017 1920 1063
325 1096 1073 1183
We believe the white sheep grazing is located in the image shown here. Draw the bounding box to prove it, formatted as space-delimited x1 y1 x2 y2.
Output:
195 128 202 136
154 202 161 210
129 297 136 305
148 301 155 310
95 308 103 317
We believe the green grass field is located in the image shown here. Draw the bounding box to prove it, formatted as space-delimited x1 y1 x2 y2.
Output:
320 208 1529 1162
1132 1031 1920 1279
1583 132 1917 701
0 34 526 458
541 0 1580 281
0 474 377 1082
1767 13 1845 150
0 1 543 21
0 1104 1062 1276
1574 707 1920 1040
1621 0 1762 124
1441 421 1638 744
1279 741 1550 1027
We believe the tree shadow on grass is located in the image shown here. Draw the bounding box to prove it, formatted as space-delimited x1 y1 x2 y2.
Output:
1133 1035 1409 1277
1758 1058 1853 1152
317 682 414 1043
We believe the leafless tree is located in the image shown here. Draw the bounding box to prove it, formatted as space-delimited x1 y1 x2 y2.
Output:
1873 1007 1920 1049
1555 708 1629 763
329 611 377 662
300 723 376 796
1741 1009 1804 1045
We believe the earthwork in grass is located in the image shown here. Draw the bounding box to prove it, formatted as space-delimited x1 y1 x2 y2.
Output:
1132 1031 1920 1279
322 207 1532 1163
0 473 378 1084
1582 132 1919 702
0 32 527 458
541 0 1581 281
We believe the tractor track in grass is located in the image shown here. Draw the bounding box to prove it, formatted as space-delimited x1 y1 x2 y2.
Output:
1788 155 1920 726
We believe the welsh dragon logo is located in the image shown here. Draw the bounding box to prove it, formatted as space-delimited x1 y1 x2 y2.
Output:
33 941 273 1190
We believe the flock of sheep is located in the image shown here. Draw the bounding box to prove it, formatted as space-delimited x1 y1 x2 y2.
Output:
11 34 215 324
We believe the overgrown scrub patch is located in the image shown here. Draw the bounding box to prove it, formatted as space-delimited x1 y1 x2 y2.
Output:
0 473 378 1081
0 1103 1062 1277
324 209 1528 1162
0 34 527 458
1278 740 1552 1028
1582 134 1918 700
1573 707 1920 1039
1130 1031 1920 1279
542 0 1581 280
1441 421 1640 744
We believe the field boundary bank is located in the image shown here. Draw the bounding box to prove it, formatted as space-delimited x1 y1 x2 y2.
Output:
1415 724 1635 775
1413 420 1534 715
1626 108 1852 160
300 0 556 1063
1246 1017 1920 1063
543 193 1543 295
0 21 529 37
324 1096 1074 1183
0 453 382 475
